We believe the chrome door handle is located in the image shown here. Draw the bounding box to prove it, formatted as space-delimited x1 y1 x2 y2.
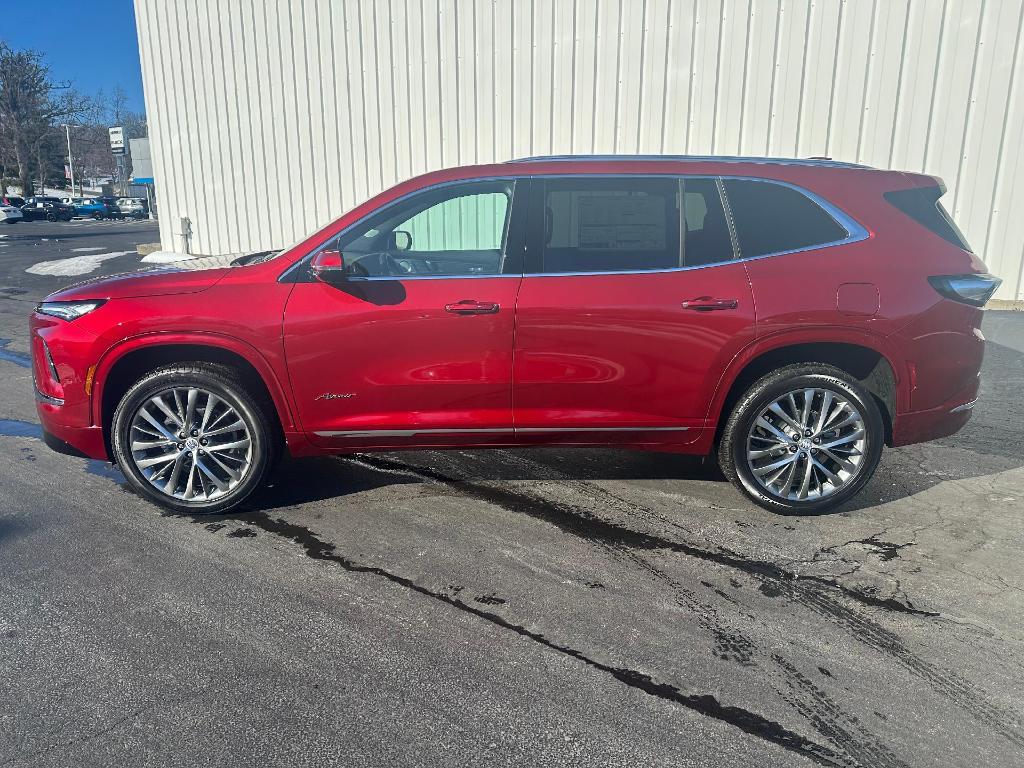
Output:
681 296 739 311
444 300 500 315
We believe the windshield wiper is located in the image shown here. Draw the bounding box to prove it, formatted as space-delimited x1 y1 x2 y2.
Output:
231 250 278 266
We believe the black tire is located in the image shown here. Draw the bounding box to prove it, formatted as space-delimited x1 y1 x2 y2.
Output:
718 363 884 515
111 363 277 514
45 212 56 222
92 212 104 220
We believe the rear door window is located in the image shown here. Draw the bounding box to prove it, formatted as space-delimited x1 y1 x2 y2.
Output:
722 179 848 258
538 177 680 273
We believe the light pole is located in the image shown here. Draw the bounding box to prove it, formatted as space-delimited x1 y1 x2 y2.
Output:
62 124 76 197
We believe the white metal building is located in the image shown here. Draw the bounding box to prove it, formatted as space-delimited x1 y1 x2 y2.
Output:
135 0 1024 300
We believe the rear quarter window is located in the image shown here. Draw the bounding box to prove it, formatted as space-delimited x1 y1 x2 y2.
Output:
723 179 848 258
883 186 971 252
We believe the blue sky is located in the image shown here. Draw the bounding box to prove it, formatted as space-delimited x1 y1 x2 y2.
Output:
2 0 146 113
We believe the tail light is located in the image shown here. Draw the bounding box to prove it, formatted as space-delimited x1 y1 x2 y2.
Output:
927 274 1002 307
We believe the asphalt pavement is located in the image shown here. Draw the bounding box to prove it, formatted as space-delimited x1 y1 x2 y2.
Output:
0 219 1022 767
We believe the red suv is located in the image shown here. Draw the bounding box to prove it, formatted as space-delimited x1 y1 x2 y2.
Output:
31 156 999 514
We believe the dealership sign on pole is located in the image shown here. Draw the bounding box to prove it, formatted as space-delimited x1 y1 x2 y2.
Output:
108 126 126 155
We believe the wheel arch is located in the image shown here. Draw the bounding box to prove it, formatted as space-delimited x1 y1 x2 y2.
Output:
709 332 902 448
93 333 295 456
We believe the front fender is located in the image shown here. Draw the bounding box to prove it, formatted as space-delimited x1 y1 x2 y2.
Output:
90 331 297 432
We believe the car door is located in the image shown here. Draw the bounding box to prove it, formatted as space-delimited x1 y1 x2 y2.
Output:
513 175 756 445
283 178 527 449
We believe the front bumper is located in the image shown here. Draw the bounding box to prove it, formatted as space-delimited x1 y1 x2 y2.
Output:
31 312 110 461
35 388 109 459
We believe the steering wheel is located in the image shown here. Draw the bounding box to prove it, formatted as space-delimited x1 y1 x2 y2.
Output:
350 251 414 277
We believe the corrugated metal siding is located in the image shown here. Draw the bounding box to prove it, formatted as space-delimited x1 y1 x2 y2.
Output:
135 0 1024 299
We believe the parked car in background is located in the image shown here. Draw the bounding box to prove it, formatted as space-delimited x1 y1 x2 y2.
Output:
117 197 149 219
1 195 26 209
32 156 1000 515
0 203 23 224
20 197 74 222
96 196 123 219
62 197 109 220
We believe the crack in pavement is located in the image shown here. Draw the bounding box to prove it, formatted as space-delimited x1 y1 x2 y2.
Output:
821 534 915 563
2 686 216 767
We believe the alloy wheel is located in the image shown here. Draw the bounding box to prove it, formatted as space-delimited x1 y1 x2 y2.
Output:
745 387 867 502
128 387 252 502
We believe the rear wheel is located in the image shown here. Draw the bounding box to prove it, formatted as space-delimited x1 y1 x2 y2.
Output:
718 364 884 514
45 212 56 222
112 363 276 514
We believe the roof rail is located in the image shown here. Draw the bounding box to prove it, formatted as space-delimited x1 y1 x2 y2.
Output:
506 154 870 169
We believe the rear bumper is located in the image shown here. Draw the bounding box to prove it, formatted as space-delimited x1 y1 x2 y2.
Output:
891 389 977 447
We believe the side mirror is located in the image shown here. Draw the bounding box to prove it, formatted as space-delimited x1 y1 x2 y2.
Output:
388 230 412 252
311 249 348 284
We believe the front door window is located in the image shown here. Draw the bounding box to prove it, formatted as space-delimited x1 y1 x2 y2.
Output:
327 181 514 278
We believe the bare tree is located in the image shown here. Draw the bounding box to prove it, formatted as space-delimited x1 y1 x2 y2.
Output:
0 41 89 196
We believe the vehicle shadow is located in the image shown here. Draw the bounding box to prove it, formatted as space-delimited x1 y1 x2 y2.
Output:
249 449 725 514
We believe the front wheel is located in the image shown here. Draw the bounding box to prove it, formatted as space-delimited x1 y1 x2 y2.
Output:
718 363 884 514
111 363 276 514
45 212 56 222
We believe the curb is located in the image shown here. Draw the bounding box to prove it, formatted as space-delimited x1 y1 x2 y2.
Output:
987 299 1024 311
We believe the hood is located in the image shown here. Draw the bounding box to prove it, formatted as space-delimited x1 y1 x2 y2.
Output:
45 265 230 302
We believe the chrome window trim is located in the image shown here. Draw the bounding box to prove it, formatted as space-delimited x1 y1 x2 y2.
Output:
341 273 523 282
282 174 869 282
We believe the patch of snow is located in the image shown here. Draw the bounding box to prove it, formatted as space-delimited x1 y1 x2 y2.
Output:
140 250 195 264
70 246 106 252
27 251 133 276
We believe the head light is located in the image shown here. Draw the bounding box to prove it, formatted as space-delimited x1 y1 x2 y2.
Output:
36 300 106 321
